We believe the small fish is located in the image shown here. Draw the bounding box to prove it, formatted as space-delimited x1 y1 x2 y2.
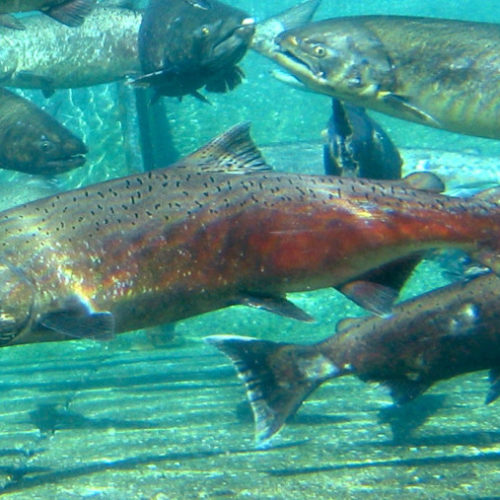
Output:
0 0 94 29
133 0 255 101
2 123 500 349
0 88 86 174
323 98 402 180
206 271 500 443
257 16 500 139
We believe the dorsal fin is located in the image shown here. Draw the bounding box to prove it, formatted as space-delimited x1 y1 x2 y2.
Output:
172 122 272 174
403 172 445 193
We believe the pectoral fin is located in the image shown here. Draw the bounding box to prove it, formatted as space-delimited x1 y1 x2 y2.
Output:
235 294 314 322
380 92 441 127
130 67 179 89
39 296 114 340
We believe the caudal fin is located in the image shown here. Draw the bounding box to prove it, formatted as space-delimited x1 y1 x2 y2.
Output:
252 0 321 55
205 334 338 443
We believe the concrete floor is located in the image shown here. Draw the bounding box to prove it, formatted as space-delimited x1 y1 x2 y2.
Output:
0 303 498 500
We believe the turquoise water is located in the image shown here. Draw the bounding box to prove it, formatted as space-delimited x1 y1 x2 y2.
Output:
0 1 499 498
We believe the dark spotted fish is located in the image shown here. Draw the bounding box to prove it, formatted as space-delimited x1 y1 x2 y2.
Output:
133 0 255 101
260 16 500 139
324 98 402 180
1 123 500 348
0 87 86 174
206 271 500 443
0 0 94 29
0 1 319 95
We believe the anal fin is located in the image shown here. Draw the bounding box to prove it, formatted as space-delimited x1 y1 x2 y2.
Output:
383 378 430 405
337 255 422 315
339 280 398 316
235 294 314 322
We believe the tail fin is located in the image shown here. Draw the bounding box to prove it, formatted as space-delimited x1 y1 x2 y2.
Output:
252 0 321 55
205 334 338 443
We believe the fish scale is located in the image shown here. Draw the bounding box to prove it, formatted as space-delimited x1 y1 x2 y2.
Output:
206 272 500 443
266 16 500 139
0 123 500 348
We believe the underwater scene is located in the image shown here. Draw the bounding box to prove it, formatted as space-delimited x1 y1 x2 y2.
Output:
0 0 499 498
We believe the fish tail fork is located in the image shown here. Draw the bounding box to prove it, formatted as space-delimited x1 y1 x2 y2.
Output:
205 334 338 443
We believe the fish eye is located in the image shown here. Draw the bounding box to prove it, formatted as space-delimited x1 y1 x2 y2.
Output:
201 25 210 36
313 45 327 57
38 137 55 153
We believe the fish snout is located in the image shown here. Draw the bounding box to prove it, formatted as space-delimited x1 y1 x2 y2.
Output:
211 17 255 58
237 17 256 40
44 134 87 173
63 135 88 158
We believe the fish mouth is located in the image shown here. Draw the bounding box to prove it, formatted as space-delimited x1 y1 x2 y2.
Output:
276 48 325 80
210 18 255 60
274 35 326 81
45 153 86 173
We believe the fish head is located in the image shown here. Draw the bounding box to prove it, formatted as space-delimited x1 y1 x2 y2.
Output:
191 7 255 72
0 119 87 176
274 19 395 101
138 0 255 97
0 260 35 346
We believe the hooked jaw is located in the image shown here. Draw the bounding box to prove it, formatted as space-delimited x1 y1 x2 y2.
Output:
273 33 328 87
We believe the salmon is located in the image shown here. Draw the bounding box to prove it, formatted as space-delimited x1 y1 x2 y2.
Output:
1 123 500 349
206 272 500 442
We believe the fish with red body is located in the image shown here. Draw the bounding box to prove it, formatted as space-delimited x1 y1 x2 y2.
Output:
1 123 500 349
206 271 500 443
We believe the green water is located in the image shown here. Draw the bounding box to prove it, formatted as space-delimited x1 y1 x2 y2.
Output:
0 1 499 498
